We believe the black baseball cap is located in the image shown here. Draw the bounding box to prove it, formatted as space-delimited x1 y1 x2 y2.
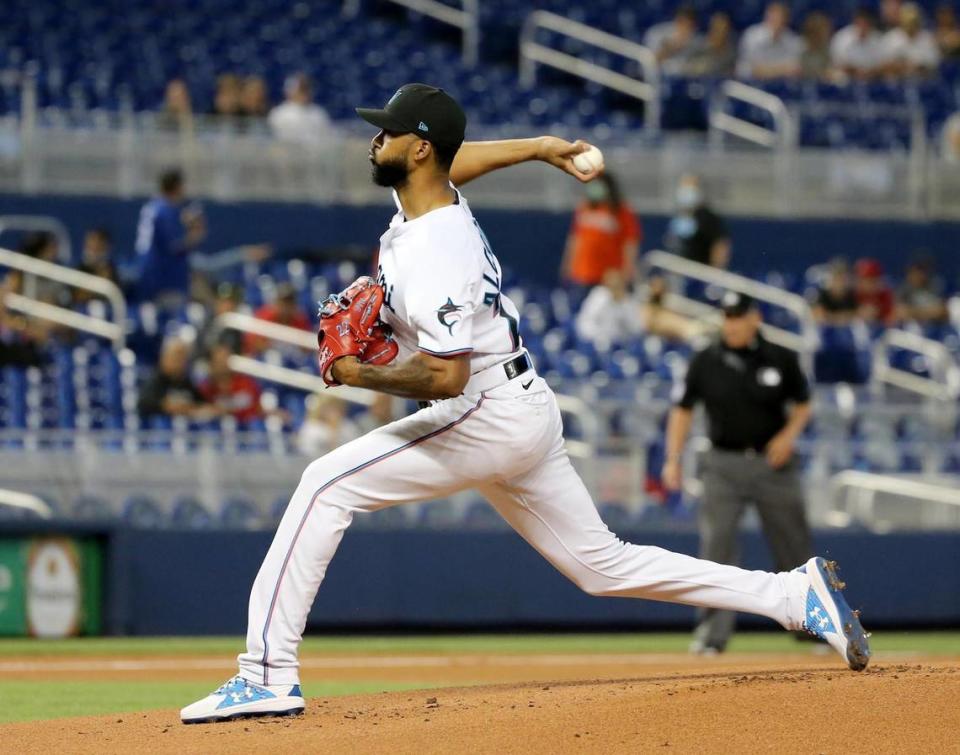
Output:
356 83 466 149
720 291 757 317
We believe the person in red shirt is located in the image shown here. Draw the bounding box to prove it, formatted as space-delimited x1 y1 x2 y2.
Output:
243 282 312 355
854 258 895 326
561 172 642 286
200 343 263 425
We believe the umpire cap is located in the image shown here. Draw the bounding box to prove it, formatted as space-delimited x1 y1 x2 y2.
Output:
720 291 757 317
356 83 466 150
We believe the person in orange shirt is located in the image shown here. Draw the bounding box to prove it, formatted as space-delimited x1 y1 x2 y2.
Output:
561 172 641 286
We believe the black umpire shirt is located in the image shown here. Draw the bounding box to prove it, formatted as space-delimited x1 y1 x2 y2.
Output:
678 334 810 452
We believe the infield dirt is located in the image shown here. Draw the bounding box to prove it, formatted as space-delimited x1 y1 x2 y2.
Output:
3 654 958 754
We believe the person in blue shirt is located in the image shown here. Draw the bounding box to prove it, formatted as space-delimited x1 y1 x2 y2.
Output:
134 169 206 308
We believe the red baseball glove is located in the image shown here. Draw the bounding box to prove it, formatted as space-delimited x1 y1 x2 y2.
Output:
316 277 397 385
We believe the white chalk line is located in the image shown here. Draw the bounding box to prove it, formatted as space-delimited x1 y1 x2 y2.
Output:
0 650 928 673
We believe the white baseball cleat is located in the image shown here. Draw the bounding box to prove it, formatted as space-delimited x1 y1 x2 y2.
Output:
795 557 871 671
180 675 305 724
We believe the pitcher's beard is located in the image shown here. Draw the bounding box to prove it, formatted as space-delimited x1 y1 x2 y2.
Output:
370 157 408 188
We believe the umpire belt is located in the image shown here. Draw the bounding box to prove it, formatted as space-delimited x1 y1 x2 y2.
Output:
418 351 533 409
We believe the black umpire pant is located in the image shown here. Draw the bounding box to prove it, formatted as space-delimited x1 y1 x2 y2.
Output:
693 447 812 651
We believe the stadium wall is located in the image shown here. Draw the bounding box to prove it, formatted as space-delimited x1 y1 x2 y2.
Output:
5 523 957 635
3 194 959 285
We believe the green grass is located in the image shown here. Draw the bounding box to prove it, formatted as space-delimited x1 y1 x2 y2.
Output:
0 631 958 657
0 631 956 724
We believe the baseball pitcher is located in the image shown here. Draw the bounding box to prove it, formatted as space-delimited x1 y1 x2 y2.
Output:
182 84 870 724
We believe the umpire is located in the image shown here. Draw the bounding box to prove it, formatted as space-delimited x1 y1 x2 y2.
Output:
662 291 813 653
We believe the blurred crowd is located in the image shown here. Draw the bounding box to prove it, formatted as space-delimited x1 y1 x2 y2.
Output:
646 0 958 80
562 168 953 353
160 70 334 148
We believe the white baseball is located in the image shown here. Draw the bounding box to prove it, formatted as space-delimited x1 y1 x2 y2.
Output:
572 145 604 174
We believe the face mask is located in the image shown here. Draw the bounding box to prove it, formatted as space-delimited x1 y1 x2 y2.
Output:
676 185 701 209
585 182 609 202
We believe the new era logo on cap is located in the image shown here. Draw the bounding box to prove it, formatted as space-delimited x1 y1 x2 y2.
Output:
418 121 428 132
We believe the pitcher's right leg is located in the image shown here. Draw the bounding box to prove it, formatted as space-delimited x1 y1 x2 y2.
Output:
238 394 490 687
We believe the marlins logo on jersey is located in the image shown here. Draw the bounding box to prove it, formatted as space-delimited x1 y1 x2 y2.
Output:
437 298 464 335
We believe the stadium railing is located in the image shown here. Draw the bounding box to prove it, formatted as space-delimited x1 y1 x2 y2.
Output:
0 488 52 519
639 250 819 371
871 327 960 403
708 80 796 150
343 0 480 68
519 10 661 138
827 470 960 531
0 246 127 349
0 215 73 264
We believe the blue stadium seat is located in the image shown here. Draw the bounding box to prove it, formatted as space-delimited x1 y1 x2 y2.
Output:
171 496 214 530
122 494 166 528
219 496 262 530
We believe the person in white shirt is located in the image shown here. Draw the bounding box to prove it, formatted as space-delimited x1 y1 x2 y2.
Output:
882 2 941 77
267 73 334 149
831 7 886 80
575 269 641 349
737 2 804 79
644 5 704 76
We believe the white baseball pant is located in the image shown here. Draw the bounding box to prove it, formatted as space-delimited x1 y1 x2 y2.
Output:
238 372 808 685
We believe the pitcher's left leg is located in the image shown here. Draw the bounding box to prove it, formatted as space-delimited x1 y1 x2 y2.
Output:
480 444 808 629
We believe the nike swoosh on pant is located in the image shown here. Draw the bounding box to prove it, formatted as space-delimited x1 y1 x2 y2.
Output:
522 380 533 390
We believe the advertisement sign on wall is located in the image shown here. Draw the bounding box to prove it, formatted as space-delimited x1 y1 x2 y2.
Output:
0 537 102 637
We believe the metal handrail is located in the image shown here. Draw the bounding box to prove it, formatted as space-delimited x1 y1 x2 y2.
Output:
346 0 479 67
871 328 960 402
0 216 73 264
0 246 127 349
209 311 376 407
0 489 52 519
640 250 820 360
519 10 660 137
709 80 796 149
828 470 960 530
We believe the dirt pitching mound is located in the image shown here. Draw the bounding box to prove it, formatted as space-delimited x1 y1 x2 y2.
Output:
6 662 959 754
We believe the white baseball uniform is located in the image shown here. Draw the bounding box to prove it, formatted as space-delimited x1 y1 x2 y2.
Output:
238 187 809 686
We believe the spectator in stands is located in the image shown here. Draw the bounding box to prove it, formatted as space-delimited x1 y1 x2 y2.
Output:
296 393 361 456
800 11 834 79
934 3 960 58
561 172 641 287
665 174 730 269
159 78 194 132
882 3 941 78
640 276 709 343
830 7 886 81
854 258 895 326
812 258 860 325
138 336 218 420
134 168 207 309
0 272 48 366
240 75 270 119
736 2 804 80
268 73 334 149
197 282 245 357
243 282 311 355
78 228 118 285
212 73 243 118
199 343 263 425
688 11 738 77
18 231 70 306
896 255 948 324
880 0 904 31
644 5 704 76
73 227 119 306
575 269 641 349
